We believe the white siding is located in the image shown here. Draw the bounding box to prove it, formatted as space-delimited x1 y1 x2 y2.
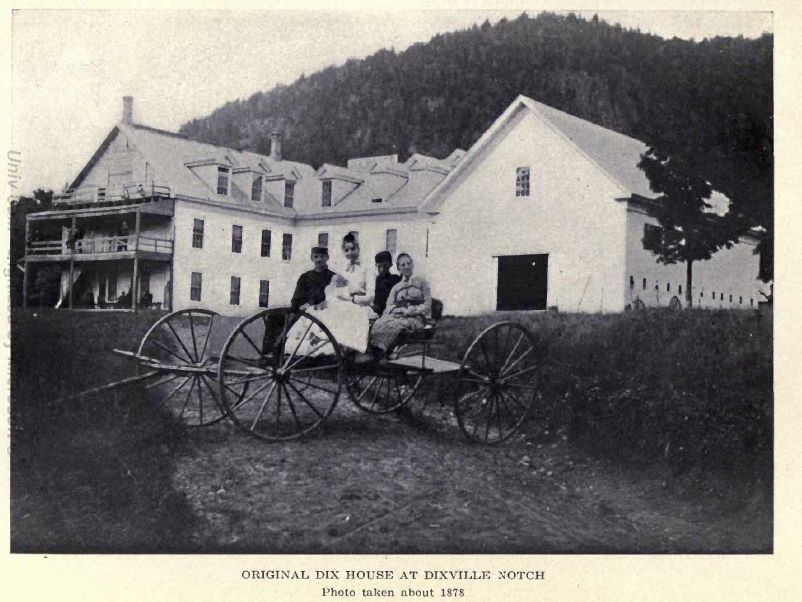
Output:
428 109 629 315
625 209 763 309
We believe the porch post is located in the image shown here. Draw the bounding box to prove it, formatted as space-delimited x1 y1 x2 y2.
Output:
168 259 174 312
22 219 30 308
68 258 74 309
22 260 29 308
132 257 139 312
134 209 141 251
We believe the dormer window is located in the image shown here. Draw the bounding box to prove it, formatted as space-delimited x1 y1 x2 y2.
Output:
252 175 263 202
516 166 530 197
217 167 230 195
322 181 332 207
372 198 383 203
284 181 295 208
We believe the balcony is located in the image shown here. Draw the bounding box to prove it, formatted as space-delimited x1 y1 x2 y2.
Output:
52 181 172 210
25 234 173 262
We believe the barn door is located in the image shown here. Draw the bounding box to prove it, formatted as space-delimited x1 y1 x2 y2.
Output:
496 254 548 311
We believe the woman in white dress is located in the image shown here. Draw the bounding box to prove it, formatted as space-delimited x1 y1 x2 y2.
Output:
286 235 372 355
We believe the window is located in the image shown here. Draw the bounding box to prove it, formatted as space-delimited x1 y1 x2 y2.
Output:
252 176 263 202
643 278 647 290
371 198 383 203
515 166 530 197
217 167 230 195
739 296 743 304
729 294 733 302
282 233 293 261
230 276 241 305
667 283 671 292
284 181 295 208
643 224 662 249
261 229 271 257
679 285 682 295
720 292 724 301
97 187 106 202
318 232 328 247
386 229 397 255
232 225 243 253
190 272 202 302
700 292 704 298
192 219 204 249
322 181 332 207
712 291 715 300
259 280 270 308
750 298 754 306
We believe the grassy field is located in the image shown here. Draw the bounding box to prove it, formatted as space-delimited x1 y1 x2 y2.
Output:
10 307 772 551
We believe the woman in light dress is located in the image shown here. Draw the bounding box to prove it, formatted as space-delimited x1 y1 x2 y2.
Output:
285 234 373 356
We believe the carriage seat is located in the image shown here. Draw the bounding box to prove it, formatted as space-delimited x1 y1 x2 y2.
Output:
395 298 443 344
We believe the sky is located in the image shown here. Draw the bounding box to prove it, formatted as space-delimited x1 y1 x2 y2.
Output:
9 8 773 195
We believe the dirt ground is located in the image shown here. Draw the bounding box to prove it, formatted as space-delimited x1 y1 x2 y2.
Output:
169 396 770 554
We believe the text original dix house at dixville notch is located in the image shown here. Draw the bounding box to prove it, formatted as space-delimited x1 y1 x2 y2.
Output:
239 570 545 580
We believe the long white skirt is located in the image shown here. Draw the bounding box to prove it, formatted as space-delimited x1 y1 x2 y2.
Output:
286 300 370 356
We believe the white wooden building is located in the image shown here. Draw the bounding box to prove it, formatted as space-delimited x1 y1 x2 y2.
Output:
22 95 763 315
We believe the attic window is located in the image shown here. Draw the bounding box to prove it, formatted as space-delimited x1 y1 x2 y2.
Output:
372 198 383 203
515 166 530 197
252 176 263 202
217 167 230 195
322 181 332 207
643 224 663 249
284 181 295 208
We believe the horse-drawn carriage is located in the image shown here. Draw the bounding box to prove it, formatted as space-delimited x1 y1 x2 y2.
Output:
95 302 541 444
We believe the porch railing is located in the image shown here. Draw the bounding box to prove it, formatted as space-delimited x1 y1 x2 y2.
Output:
53 181 171 207
26 235 173 256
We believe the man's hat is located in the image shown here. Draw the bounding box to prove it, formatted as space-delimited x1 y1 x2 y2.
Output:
311 245 329 255
375 250 393 264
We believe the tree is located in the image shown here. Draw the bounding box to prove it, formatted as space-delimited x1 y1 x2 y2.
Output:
10 189 54 306
637 151 748 308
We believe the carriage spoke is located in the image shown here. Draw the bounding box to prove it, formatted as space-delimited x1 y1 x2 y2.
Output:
235 378 276 412
274 381 283 433
166 321 196 364
249 381 277 431
283 319 314 370
148 375 192 415
221 371 274 386
293 362 343 375
199 374 223 409
479 338 493 375
280 382 305 434
500 381 538 391
499 387 529 413
354 376 379 402
500 346 533 378
499 332 524 375
286 339 334 371
149 338 194 365
188 312 199 362
208 372 255 399
177 376 198 423
196 376 204 425
238 329 268 362
285 380 325 419
198 315 215 361
501 363 539 383
289 377 338 396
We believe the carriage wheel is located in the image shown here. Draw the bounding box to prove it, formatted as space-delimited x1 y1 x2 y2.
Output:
136 309 232 427
346 342 424 414
668 296 682 310
218 309 343 441
455 322 540 444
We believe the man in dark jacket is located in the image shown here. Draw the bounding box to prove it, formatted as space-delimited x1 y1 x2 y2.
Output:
371 251 402 316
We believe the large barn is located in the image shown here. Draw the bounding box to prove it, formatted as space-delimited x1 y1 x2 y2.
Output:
22 95 763 315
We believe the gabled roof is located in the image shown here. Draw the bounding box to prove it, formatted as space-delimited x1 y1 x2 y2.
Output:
419 95 654 213
69 122 316 217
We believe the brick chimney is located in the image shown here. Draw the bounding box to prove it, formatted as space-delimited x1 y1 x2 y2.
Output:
270 132 282 162
123 96 134 125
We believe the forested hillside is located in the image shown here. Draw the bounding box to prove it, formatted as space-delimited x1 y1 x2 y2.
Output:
179 12 772 261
